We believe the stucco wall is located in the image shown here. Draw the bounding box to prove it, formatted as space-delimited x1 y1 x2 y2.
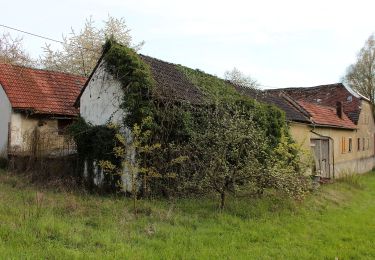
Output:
289 100 375 177
9 113 67 154
0 84 12 158
289 122 311 151
80 61 125 126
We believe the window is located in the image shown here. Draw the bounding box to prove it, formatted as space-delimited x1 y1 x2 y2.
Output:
357 138 361 151
367 138 370 150
341 137 346 154
58 119 72 135
363 138 365 151
348 138 352 153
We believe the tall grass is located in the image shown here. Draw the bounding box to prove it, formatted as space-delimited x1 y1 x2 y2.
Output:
337 170 364 189
0 170 375 259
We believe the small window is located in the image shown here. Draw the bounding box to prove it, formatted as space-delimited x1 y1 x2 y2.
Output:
348 138 352 153
341 137 346 154
367 138 370 150
58 119 72 135
357 138 361 151
363 138 365 151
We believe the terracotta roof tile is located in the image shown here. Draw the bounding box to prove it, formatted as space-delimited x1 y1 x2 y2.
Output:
0 63 86 116
279 83 362 124
298 101 356 129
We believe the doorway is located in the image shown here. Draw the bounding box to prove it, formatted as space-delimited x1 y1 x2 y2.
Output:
311 139 330 178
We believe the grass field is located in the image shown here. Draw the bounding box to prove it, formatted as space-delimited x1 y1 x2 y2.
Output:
0 170 375 259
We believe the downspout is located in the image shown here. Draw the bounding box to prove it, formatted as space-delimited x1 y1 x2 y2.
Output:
310 127 335 179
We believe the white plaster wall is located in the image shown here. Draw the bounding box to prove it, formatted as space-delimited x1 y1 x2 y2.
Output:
80 61 125 126
80 61 136 192
9 113 23 149
0 84 11 158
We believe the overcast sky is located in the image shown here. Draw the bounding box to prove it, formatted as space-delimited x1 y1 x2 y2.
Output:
1 0 374 88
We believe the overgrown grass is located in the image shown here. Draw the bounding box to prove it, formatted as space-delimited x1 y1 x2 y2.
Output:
0 169 375 259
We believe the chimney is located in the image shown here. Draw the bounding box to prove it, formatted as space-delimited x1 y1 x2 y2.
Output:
336 101 343 119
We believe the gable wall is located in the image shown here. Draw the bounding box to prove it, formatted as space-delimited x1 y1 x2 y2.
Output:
0 84 11 158
80 61 125 126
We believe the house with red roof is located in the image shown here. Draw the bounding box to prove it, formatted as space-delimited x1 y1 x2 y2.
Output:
237 83 375 177
270 83 375 177
0 63 86 158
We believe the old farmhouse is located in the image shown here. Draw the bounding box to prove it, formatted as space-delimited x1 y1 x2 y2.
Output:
0 63 86 158
237 83 375 178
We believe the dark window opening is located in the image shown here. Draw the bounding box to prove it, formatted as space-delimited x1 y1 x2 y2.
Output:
357 138 361 151
58 119 73 135
363 138 365 151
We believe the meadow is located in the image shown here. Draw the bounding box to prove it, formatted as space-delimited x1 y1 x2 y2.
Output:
0 169 374 259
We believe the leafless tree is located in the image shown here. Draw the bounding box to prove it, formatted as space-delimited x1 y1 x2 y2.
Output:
344 34 375 108
40 16 144 76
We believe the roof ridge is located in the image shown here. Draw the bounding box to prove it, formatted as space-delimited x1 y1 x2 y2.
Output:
0 62 86 79
270 83 343 92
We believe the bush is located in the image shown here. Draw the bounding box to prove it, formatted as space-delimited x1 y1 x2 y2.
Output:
0 158 7 169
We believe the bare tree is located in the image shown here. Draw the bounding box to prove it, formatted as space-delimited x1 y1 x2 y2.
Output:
344 34 375 108
0 33 35 67
224 67 259 89
40 16 144 76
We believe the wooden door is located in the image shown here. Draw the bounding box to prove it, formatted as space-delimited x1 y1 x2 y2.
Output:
311 139 330 178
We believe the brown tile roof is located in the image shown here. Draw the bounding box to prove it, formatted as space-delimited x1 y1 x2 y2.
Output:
140 55 204 104
278 83 362 124
0 63 86 116
298 101 356 129
234 85 311 123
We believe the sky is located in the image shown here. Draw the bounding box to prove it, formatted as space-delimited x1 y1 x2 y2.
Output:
0 0 374 89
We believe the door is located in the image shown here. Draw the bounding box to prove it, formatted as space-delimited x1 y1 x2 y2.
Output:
311 139 330 178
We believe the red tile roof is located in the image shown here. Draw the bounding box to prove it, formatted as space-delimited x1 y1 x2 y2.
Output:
298 101 356 129
0 63 86 116
280 83 362 124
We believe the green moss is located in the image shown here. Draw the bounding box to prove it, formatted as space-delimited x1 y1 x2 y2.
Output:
177 66 242 102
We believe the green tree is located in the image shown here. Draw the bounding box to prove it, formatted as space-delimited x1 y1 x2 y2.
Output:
190 103 268 209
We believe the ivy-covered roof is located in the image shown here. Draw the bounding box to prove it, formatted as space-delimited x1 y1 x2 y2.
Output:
233 85 311 124
139 55 204 104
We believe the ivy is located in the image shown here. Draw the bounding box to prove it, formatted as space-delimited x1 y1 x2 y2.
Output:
103 40 156 129
67 117 123 192
177 65 287 148
69 39 308 198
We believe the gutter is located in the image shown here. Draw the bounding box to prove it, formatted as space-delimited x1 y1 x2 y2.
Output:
310 127 335 179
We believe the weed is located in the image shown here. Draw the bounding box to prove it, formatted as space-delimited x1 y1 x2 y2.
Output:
337 171 364 189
